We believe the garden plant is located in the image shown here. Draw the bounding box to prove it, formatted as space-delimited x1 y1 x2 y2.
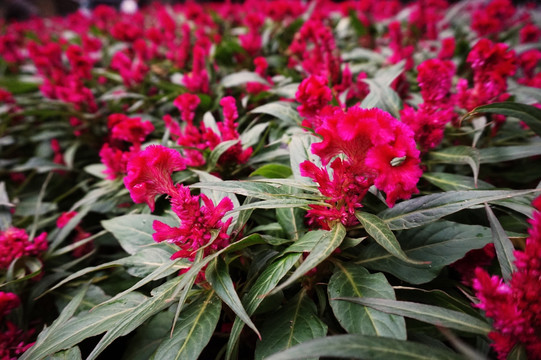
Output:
1 0 541 359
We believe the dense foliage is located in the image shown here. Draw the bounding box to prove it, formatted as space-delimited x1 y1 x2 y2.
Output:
1 0 541 359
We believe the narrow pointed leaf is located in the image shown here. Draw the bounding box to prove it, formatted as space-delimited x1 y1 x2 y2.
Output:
121 311 175 360
206 257 261 339
379 189 540 230
335 298 491 335
479 143 541 164
221 70 269 88
485 204 516 283
153 291 221 360
45 347 82 360
206 140 239 170
264 334 464 360
86 278 183 360
356 212 428 265
268 223 346 295
251 101 302 125
328 264 406 339
255 292 327 360
21 292 147 360
470 102 541 137
226 253 302 360
356 221 494 284
429 146 480 185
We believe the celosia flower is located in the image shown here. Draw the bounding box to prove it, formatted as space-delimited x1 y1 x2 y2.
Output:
153 185 233 260
473 196 541 359
0 292 20 318
173 93 200 123
296 75 332 128
301 106 422 227
124 145 187 211
417 59 455 106
0 227 48 269
108 114 155 149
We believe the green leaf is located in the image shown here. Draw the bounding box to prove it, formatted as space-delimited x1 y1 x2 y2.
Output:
485 204 516 283
479 143 541 164
422 173 493 191
20 292 147 360
121 310 175 360
289 133 322 184
276 185 306 240
342 48 385 62
429 146 480 185
206 257 261 338
328 264 406 339
250 101 302 125
470 102 541 137
45 347 82 360
507 344 528 360
356 212 428 265
230 198 315 213
0 76 40 94
360 78 402 118
86 278 183 360
356 221 493 284
0 182 12 230
334 298 491 335
191 180 322 201
264 334 464 360
283 230 326 253
226 253 302 360
206 139 240 170
101 214 179 255
250 164 293 179
379 189 540 230
221 71 270 88
255 291 328 360
153 290 221 360
269 223 346 295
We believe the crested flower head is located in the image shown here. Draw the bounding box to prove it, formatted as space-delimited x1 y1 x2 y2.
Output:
124 145 186 211
302 106 422 227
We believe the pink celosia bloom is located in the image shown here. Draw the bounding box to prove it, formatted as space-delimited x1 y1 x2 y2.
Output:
173 93 200 123
438 37 455 60
153 185 233 260
472 0 515 37
288 17 342 85
56 211 78 228
473 196 541 359
400 103 456 151
65 45 93 80
99 143 129 180
183 45 210 94
417 59 455 106
0 228 48 269
296 75 332 128
520 23 541 44
110 51 149 88
302 106 422 227
217 96 253 165
108 114 154 149
0 292 20 318
246 57 271 94
124 145 187 211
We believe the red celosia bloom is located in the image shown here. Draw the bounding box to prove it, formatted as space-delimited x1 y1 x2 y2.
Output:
473 196 541 360
108 114 154 149
288 17 342 85
400 103 455 151
173 93 200 123
301 106 422 227
110 50 149 88
246 57 271 94
99 143 129 180
0 292 20 319
124 145 187 211
153 185 233 260
296 75 332 128
472 0 515 37
217 96 253 165
438 37 455 60
417 59 455 106
56 211 78 228
457 39 516 116
0 228 48 269
183 45 210 94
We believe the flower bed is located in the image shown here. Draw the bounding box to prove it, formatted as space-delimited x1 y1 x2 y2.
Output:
1 0 541 359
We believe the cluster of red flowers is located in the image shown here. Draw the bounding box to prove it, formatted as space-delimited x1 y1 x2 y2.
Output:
124 145 233 262
0 292 34 359
0 227 47 270
300 106 422 229
473 196 541 359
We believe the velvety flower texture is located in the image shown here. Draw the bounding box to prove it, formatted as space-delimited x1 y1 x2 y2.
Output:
153 186 233 261
123 145 186 211
124 144 234 261
0 227 48 269
473 196 541 359
0 292 34 359
301 106 422 228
